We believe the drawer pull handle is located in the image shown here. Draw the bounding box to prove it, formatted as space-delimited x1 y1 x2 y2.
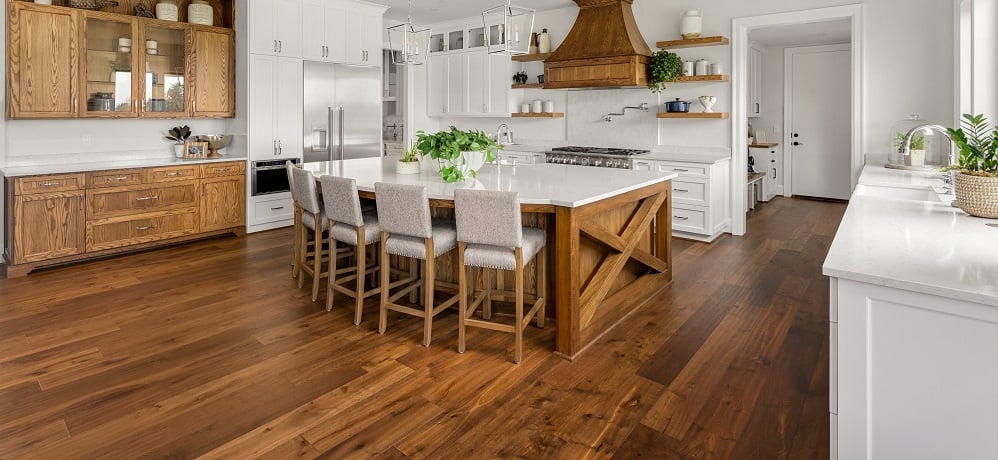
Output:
135 225 158 231
270 206 286 210
673 188 689 193
109 176 130 181
40 182 61 187
673 168 689 172
135 196 159 201
674 216 690 221
166 172 180 177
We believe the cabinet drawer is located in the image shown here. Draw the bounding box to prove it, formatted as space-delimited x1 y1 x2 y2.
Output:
86 209 199 252
672 205 708 235
88 183 199 219
201 162 245 178
88 169 145 188
671 178 708 206
253 197 294 224
148 165 199 182
656 161 708 178
14 174 85 195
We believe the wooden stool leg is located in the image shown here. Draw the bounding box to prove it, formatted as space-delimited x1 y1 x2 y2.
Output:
484 269 493 319
457 243 467 354
537 246 546 328
311 227 323 302
422 239 435 347
379 233 389 335
297 225 308 289
514 248 524 364
326 227 337 312
354 229 366 325
409 258 420 304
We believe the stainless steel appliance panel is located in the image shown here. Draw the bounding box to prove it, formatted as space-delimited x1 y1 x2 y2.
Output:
303 61 336 163
302 61 383 163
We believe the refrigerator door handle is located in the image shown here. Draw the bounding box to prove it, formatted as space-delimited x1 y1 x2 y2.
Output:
327 107 336 162
338 107 346 161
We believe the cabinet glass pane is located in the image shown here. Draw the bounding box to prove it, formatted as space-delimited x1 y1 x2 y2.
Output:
468 27 486 48
430 33 445 53
448 31 464 51
144 26 186 113
85 18 134 113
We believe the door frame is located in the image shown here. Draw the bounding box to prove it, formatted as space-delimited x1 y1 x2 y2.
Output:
731 4 864 235
783 43 853 198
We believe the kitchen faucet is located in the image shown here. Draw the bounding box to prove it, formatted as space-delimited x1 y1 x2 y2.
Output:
496 123 511 144
899 124 957 194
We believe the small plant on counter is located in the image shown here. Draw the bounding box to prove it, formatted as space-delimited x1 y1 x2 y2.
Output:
513 71 529 85
165 125 192 145
945 113 998 218
648 50 683 93
895 132 925 151
415 126 502 183
400 144 420 163
395 144 422 175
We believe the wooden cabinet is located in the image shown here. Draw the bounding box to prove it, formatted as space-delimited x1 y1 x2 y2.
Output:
9 174 86 264
79 12 139 118
191 27 235 117
6 2 79 118
139 20 190 117
200 163 245 232
748 46 763 117
248 54 303 160
3 162 245 277
249 0 302 57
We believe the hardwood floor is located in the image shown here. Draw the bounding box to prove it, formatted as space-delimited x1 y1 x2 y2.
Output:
0 197 846 459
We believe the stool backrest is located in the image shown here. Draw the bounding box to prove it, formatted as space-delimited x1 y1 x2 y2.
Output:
319 175 364 227
375 182 432 238
291 167 321 215
286 161 300 202
454 189 522 248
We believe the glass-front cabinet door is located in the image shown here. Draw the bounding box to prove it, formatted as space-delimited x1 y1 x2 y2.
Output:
80 13 139 117
140 21 189 117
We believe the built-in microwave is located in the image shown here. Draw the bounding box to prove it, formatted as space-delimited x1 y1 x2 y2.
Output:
251 158 299 196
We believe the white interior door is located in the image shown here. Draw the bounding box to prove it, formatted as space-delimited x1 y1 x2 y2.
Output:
788 44 852 200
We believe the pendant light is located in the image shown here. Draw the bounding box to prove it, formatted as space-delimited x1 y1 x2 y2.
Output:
482 0 535 55
387 0 430 66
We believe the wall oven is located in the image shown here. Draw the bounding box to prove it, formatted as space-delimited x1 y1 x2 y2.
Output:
251 158 299 196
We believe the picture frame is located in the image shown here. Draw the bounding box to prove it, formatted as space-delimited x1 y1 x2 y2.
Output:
184 141 208 159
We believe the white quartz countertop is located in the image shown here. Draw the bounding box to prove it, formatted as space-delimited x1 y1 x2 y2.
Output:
302 157 677 208
1 154 247 177
501 144 731 164
823 165 998 306
640 151 731 164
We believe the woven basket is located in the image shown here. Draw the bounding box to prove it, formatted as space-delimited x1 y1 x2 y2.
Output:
66 0 119 11
954 172 998 218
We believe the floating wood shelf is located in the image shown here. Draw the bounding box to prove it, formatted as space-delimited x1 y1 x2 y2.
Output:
512 112 564 118
512 52 553 62
656 36 730 49
512 83 546 89
656 112 729 119
675 75 729 82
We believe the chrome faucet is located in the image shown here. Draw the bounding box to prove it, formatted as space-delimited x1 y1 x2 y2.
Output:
496 123 511 144
899 124 958 194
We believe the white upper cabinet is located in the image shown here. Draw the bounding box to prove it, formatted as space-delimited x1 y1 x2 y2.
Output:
302 1 384 66
428 54 450 116
249 0 302 57
748 46 763 117
427 47 511 118
249 55 303 160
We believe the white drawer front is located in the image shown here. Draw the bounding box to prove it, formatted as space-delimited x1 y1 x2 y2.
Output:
656 161 708 178
672 205 708 234
671 178 708 206
254 197 294 224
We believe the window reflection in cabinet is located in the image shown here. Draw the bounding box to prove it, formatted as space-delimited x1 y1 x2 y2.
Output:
81 14 138 117
141 23 188 116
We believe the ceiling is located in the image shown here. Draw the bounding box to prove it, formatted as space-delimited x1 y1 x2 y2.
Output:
381 0 575 23
749 19 851 47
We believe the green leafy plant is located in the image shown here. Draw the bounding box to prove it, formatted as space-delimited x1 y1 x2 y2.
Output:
165 125 191 145
895 132 925 151
947 113 998 177
513 71 529 85
415 126 501 183
400 144 420 163
648 50 683 93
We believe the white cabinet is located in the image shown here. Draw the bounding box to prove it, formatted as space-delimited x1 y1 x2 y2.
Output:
447 53 467 114
499 150 545 165
249 0 302 57
294 0 384 65
341 5 384 65
632 158 731 242
427 50 512 117
249 55 303 160
831 278 998 460
748 46 763 117
428 54 450 116
749 145 781 201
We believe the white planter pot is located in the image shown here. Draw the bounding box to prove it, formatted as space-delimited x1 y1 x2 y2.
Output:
434 150 489 182
396 160 421 175
174 144 184 158
905 149 926 167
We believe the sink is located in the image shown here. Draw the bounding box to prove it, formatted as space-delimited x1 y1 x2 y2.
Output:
853 184 941 202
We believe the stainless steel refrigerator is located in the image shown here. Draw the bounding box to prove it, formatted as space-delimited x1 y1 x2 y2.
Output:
303 61 383 163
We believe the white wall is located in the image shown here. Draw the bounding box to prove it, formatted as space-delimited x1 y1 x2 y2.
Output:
419 0 955 156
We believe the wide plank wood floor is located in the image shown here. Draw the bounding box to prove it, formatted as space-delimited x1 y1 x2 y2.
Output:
0 197 846 459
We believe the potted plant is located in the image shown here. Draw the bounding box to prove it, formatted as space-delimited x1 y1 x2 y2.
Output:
396 144 421 175
895 132 927 166
513 71 528 85
648 50 683 93
946 113 998 218
165 125 192 158
415 126 501 183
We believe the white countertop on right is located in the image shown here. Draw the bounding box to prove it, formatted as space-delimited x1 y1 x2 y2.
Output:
822 166 998 306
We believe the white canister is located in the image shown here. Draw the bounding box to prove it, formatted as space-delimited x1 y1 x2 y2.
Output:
680 10 702 39
694 59 710 76
520 103 531 113
682 60 694 76
543 100 555 113
156 1 179 21
187 0 213 26
531 99 543 113
709 62 724 76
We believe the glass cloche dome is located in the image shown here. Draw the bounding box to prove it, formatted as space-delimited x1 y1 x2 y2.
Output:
887 115 953 170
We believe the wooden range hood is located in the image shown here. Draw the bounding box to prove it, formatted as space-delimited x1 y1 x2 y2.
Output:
543 0 652 89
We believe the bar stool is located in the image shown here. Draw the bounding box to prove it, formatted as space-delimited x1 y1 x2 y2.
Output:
376 182 459 347
290 167 329 301
286 161 302 278
454 189 546 364
320 175 382 324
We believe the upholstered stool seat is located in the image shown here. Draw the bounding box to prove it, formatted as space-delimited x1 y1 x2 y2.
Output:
463 228 545 271
384 219 457 259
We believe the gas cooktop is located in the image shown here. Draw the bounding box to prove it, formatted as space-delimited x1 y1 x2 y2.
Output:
549 146 651 156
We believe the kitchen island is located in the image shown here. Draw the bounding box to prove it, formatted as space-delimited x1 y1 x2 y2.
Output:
303 157 677 359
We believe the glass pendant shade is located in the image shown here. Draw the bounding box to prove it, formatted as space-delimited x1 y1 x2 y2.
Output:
482 1 535 55
388 22 430 66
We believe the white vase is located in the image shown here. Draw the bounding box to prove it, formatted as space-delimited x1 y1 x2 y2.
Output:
905 150 926 167
156 1 179 21
396 160 421 175
187 0 213 26
174 144 184 158
435 151 488 181
698 96 717 113
680 10 702 39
